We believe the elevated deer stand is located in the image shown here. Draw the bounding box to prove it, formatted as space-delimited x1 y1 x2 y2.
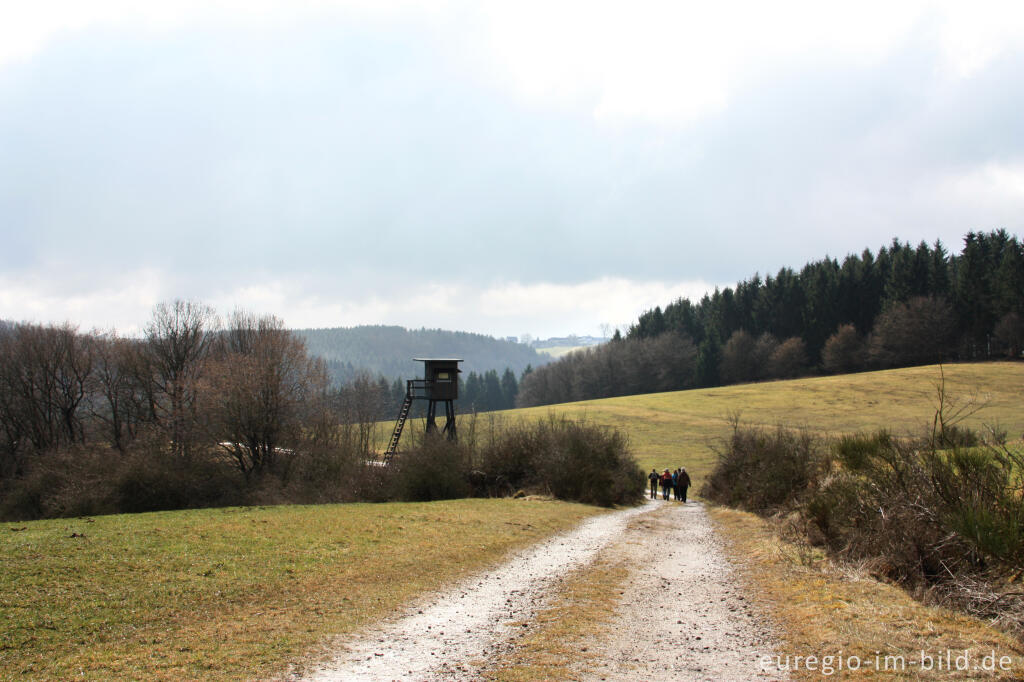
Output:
381 358 462 464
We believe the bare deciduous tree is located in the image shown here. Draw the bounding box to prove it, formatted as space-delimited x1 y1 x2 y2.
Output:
90 333 149 452
719 330 757 384
993 312 1024 359
822 324 866 374
869 296 955 367
207 311 328 477
144 300 218 458
767 337 808 379
0 323 94 473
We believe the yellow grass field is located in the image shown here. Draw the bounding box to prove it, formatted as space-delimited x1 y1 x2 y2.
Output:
495 361 1024 484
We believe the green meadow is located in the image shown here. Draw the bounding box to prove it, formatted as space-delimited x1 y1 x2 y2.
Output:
0 499 604 681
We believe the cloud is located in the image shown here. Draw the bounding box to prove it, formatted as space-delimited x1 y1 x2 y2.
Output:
0 269 166 334
207 277 723 339
1 2 1023 338
0 270 718 339
931 163 1024 227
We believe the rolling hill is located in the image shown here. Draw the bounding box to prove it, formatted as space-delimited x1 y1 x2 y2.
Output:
476 361 1024 483
293 325 549 383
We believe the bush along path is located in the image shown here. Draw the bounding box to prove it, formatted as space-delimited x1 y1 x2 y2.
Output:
298 501 781 681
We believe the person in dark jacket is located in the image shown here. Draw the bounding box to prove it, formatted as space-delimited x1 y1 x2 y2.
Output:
648 469 659 499
672 469 680 500
677 467 692 502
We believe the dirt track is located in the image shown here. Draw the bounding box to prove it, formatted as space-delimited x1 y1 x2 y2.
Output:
302 500 782 681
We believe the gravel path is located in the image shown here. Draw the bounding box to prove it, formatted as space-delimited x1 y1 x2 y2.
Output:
301 500 782 681
303 504 652 681
578 501 782 681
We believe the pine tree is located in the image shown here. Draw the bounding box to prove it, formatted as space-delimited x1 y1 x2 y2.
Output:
500 368 518 409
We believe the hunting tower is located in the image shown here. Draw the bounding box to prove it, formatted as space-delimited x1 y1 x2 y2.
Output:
381 358 462 464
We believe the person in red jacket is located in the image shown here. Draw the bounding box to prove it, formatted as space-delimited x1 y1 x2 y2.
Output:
660 469 673 500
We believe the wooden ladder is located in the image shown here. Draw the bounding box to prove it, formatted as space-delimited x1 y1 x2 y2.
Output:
382 391 413 464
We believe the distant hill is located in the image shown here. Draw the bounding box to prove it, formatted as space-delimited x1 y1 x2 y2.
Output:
293 325 549 384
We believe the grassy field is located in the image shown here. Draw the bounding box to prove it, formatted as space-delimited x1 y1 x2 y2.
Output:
535 345 589 359
0 499 605 681
496 362 1024 484
6 361 1021 679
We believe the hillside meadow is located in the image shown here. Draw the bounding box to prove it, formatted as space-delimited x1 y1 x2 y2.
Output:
493 361 1024 483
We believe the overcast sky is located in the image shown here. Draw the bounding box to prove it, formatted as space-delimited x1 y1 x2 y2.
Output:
2 1 1023 339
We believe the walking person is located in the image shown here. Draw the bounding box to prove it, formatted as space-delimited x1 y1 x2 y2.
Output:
660 469 672 500
648 469 659 499
677 467 691 503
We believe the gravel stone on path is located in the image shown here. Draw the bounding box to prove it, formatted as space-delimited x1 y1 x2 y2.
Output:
302 504 651 681
300 500 783 681
578 501 783 681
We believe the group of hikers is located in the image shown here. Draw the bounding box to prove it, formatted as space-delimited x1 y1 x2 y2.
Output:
648 467 691 502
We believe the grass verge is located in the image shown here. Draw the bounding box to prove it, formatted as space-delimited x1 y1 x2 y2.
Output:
479 552 629 681
0 498 605 681
708 505 1024 680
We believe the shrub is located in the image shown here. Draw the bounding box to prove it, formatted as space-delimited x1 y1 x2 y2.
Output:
0 442 242 521
393 434 472 502
530 416 642 507
805 431 1024 584
700 423 825 513
393 415 645 507
708 418 1024 637
112 450 240 514
1 415 645 519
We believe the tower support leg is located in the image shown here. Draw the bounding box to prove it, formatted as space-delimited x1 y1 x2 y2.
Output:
442 400 457 441
426 400 438 434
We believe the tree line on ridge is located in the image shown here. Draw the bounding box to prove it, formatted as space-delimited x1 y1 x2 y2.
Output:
516 230 1024 407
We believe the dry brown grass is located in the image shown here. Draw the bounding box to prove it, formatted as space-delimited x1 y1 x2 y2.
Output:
709 505 1024 680
479 553 630 681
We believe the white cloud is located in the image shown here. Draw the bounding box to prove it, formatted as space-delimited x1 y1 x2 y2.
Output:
0 268 166 334
932 1 1024 78
0 273 719 340
936 162 1024 217
216 278 721 337
2 0 1023 340
476 278 715 333
479 0 933 126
